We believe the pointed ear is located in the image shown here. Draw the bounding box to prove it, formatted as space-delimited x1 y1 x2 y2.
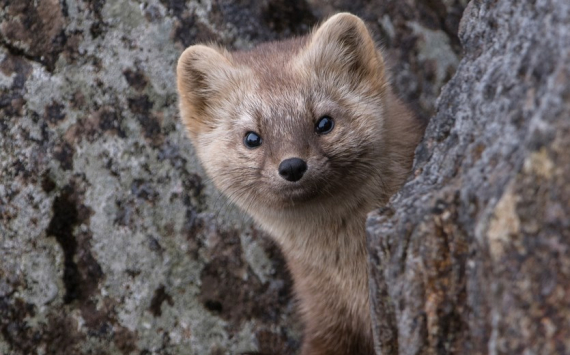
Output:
299 13 385 84
176 44 235 135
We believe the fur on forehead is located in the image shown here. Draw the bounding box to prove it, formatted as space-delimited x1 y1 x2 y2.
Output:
176 13 387 137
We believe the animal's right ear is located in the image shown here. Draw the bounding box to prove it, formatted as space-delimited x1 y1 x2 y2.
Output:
176 45 235 135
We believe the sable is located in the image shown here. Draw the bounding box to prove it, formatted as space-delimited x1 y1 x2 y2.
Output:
177 13 424 355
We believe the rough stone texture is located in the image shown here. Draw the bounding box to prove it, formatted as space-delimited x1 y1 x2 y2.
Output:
367 0 570 354
0 0 465 354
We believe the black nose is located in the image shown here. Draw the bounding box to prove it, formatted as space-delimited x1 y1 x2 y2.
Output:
278 158 307 182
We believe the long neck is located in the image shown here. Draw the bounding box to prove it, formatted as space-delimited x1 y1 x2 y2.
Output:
250 187 374 257
250 187 375 354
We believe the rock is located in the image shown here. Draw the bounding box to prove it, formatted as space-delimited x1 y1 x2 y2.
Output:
367 0 570 354
0 0 464 354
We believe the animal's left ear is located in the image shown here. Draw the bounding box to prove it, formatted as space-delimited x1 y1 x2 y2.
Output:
298 13 385 83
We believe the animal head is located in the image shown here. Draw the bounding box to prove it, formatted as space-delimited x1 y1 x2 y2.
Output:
177 13 418 216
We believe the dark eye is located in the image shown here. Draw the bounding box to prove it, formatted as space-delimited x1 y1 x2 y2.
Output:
244 131 262 148
315 116 334 134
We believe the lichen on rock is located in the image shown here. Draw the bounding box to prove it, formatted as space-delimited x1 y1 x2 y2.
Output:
367 1 570 354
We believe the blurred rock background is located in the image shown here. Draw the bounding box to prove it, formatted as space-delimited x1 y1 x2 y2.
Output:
0 0 467 354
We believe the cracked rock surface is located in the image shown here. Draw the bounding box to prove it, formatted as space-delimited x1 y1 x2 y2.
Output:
367 0 570 354
0 0 465 354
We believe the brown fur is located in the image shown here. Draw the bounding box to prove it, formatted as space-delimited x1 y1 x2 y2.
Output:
176 13 424 355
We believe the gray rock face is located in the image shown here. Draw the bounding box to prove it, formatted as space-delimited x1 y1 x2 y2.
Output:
0 0 465 354
367 0 570 354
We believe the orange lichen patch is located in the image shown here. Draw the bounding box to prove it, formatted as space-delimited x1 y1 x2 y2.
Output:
488 188 520 261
